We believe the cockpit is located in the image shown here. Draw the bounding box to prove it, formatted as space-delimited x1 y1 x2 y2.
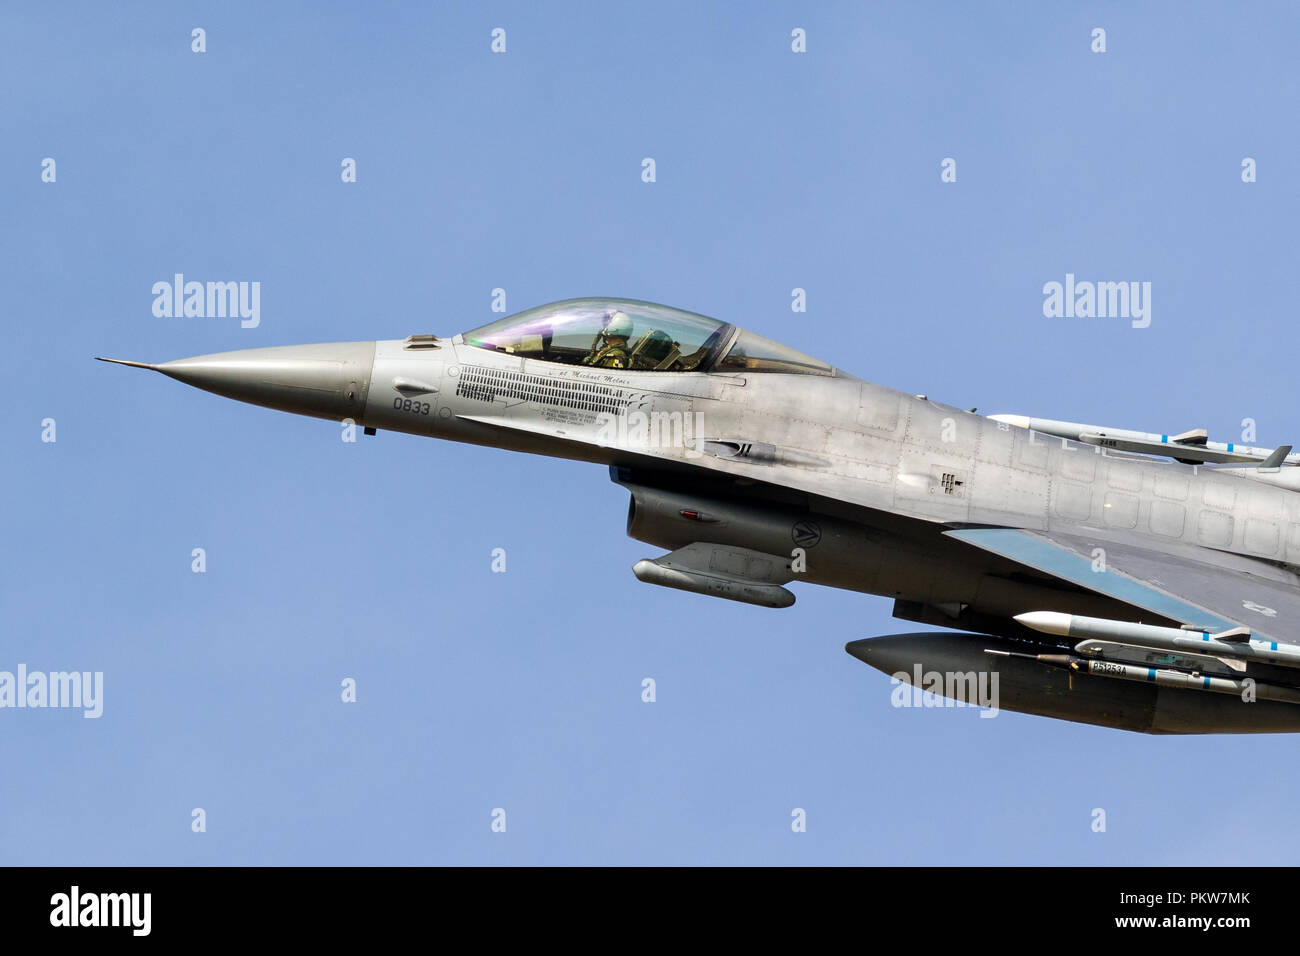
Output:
460 298 834 376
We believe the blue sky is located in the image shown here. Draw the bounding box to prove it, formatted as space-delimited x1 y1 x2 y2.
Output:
4 1 1300 864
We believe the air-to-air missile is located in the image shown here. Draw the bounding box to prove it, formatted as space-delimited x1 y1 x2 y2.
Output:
988 414 1298 467
983 648 1300 706
1014 610 1300 668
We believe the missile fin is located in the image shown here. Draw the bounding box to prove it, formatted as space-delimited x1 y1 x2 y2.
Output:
1259 444 1292 469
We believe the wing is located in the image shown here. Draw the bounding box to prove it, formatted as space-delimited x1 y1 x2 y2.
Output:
945 526 1300 644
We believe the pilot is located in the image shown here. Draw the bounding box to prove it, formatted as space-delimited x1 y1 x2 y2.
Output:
581 311 633 369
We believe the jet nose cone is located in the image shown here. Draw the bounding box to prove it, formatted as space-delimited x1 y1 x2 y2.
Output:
154 341 376 420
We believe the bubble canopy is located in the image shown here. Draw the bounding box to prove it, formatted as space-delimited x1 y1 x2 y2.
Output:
460 298 833 375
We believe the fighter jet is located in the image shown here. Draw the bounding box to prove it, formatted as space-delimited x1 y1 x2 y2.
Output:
99 297 1300 733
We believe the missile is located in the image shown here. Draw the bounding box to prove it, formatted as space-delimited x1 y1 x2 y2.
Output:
1014 611 1300 669
1072 639 1244 677
985 647 1300 705
988 414 1298 467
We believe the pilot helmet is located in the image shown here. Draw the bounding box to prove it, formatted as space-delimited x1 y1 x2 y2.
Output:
603 311 633 340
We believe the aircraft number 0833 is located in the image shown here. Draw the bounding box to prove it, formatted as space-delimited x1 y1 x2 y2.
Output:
393 397 432 415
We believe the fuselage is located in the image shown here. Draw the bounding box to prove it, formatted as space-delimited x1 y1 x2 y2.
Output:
98 296 1300 628
98 298 1300 733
